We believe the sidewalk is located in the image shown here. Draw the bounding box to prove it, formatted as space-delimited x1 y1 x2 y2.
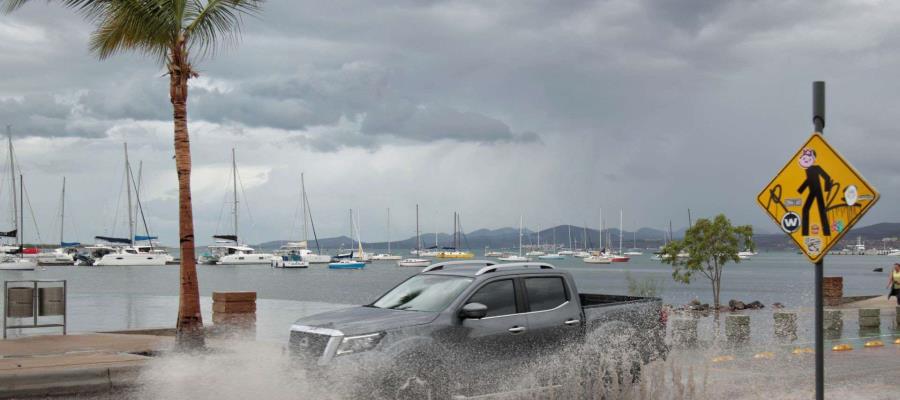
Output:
0 333 171 398
837 295 899 312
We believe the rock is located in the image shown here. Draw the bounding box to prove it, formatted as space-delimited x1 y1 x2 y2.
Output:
873 267 883 272
746 301 765 310
718 305 731 313
690 298 701 306
728 299 746 310
772 302 785 309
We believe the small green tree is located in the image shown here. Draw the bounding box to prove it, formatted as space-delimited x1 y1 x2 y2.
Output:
660 214 753 310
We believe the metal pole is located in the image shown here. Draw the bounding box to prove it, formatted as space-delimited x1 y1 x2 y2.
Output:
812 81 825 400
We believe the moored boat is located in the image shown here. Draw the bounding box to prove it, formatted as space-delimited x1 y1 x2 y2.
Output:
329 259 366 269
538 253 564 260
398 258 430 267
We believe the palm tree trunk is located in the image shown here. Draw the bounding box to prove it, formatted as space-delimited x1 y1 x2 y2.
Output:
170 38 204 349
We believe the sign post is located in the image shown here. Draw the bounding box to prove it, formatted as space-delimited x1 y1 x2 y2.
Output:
813 81 825 400
757 82 879 400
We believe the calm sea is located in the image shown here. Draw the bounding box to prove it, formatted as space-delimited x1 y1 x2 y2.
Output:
2 251 893 307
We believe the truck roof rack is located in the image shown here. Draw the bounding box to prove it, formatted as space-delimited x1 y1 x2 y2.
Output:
422 260 496 273
475 262 556 276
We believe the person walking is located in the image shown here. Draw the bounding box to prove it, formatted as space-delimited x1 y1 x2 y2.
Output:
888 263 900 305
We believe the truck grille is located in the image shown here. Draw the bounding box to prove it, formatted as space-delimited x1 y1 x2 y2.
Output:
289 330 331 361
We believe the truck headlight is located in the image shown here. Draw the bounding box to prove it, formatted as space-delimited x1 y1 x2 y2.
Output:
336 332 384 356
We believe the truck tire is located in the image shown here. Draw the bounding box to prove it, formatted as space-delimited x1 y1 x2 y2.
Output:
379 354 450 400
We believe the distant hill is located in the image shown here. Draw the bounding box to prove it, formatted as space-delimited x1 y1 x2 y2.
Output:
258 222 900 252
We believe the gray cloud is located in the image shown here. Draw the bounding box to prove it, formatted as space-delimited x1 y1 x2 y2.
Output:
0 0 898 244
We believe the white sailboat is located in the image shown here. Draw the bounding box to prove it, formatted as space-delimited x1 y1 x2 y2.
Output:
558 226 575 255
584 209 612 264
499 216 530 262
608 210 630 263
37 177 79 265
88 144 167 266
399 204 430 267
273 172 330 267
0 130 36 271
207 148 274 265
372 208 402 261
525 223 545 256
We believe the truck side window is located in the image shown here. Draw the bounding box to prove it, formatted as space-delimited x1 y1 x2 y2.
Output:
467 279 516 317
525 277 567 312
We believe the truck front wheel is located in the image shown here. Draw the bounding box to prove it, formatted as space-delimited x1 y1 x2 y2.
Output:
380 355 450 400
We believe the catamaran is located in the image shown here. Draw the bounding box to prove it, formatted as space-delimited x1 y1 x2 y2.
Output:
206 149 274 265
89 144 167 266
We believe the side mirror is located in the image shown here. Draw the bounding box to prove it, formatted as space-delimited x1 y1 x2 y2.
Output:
460 302 488 319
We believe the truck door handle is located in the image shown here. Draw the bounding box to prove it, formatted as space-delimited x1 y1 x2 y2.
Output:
564 319 580 326
508 326 526 334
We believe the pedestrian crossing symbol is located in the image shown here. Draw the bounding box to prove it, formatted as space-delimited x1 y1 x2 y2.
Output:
758 133 879 263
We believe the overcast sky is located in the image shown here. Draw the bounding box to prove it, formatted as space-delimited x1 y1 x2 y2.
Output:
0 0 898 246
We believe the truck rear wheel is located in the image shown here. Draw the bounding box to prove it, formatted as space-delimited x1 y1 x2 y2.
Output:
580 322 642 398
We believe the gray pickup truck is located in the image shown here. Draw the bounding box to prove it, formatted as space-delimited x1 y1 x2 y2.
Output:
289 261 667 399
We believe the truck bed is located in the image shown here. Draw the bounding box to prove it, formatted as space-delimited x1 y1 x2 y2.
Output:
579 293 657 308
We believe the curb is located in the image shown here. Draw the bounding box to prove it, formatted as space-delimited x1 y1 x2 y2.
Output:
0 364 142 398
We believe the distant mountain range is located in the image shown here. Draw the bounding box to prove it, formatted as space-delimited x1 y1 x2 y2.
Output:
258 222 900 252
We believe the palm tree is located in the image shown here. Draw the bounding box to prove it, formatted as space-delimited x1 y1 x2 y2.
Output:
3 0 264 348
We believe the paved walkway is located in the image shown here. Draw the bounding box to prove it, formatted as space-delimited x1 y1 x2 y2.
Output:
0 333 171 398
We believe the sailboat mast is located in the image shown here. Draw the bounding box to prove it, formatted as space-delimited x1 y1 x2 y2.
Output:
355 209 363 257
19 174 23 253
124 143 134 246
619 210 624 255
60 177 66 245
415 204 420 251
599 208 603 251
518 216 523 257
568 225 572 250
387 208 391 254
7 127 16 244
301 173 308 242
232 148 238 243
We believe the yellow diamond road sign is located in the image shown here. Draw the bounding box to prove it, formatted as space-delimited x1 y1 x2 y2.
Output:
758 132 879 263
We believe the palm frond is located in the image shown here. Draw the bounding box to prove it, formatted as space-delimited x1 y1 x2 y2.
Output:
185 0 263 59
88 0 177 62
2 1 106 16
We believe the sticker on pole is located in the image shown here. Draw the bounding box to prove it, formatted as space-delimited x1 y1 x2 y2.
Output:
757 133 879 263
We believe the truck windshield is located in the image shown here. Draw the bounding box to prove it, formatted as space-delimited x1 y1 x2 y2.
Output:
372 275 473 312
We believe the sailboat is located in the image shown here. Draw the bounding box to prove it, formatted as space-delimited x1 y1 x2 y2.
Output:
273 173 331 267
86 144 167 266
584 209 612 264
37 177 79 265
399 205 430 267
499 216 530 262
624 227 644 256
525 224 545 256
205 148 275 265
559 225 575 255
484 246 504 257
0 130 36 270
608 210 630 262
371 208 402 261
539 226 565 259
436 212 474 259
330 209 366 269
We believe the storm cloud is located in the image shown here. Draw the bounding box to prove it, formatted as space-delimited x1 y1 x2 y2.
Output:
0 0 898 244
